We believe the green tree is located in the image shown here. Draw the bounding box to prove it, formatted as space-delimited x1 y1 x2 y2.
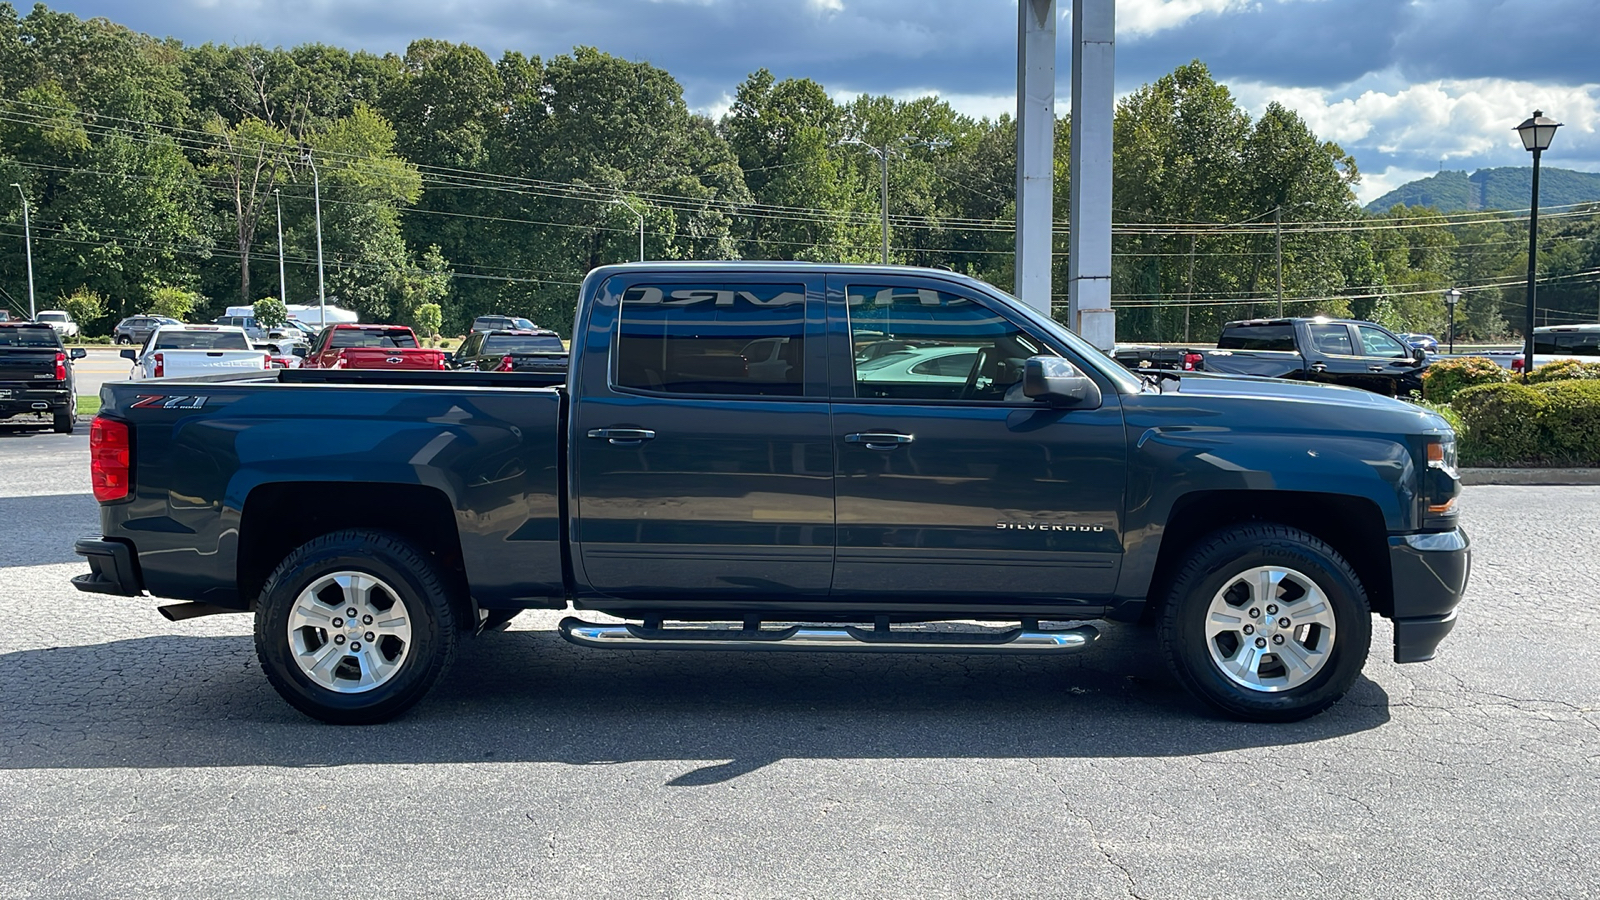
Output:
60 286 106 334
413 301 441 341
252 296 287 328
149 285 198 321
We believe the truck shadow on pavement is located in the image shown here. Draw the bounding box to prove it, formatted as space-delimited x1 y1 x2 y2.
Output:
0 493 99 565
0 623 1390 781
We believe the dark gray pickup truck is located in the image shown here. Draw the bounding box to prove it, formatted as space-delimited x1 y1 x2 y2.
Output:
74 262 1470 724
0 322 85 432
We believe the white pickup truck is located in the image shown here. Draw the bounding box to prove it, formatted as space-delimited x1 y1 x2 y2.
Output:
121 324 271 380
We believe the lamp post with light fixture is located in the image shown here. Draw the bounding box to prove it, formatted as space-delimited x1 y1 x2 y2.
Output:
1443 287 1461 354
1515 110 1560 376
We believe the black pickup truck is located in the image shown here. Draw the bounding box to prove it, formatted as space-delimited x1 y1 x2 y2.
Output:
0 322 85 432
73 263 1469 724
1115 317 1430 396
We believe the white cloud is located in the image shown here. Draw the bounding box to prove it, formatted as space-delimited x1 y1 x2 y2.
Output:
809 0 845 12
1115 0 1261 37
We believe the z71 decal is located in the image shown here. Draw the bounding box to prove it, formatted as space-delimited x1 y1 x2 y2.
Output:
130 394 209 410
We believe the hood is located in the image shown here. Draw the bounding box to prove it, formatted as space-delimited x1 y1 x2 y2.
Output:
1130 373 1452 436
1167 373 1404 408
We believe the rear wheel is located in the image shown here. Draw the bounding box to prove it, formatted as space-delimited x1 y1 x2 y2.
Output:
254 530 458 724
52 406 74 434
1158 523 1371 722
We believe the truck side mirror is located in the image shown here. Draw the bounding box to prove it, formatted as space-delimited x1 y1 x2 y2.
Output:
119 348 137 361
70 347 87 359
1023 356 1102 409
291 346 307 358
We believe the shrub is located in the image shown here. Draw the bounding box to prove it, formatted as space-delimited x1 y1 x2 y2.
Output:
1526 358 1600 384
252 298 288 329
1537 380 1600 463
413 302 442 340
149 286 199 322
60 287 106 334
1453 383 1549 464
1408 398 1463 434
1423 356 1509 403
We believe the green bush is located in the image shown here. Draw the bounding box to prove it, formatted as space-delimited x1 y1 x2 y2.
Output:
252 298 288 329
1454 383 1549 464
1407 398 1463 433
60 287 107 335
1526 358 1600 384
1537 381 1600 462
149 286 198 322
1423 356 1509 403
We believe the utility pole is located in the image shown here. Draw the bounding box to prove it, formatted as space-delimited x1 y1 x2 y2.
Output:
877 143 890 265
1186 234 1197 343
10 183 35 319
612 198 645 261
1274 206 1284 317
274 188 287 306
302 152 327 325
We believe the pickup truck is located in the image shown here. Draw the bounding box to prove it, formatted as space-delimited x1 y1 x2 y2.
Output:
0 322 85 432
73 262 1470 725
121 325 271 380
298 324 449 370
449 328 568 374
1114 317 1429 396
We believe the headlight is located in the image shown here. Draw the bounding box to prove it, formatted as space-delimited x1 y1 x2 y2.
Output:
1422 435 1461 524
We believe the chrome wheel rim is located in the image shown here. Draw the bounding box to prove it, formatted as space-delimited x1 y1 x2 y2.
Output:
287 571 413 693
1204 566 1336 693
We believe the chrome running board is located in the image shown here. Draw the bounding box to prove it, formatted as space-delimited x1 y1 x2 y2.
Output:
558 617 1098 654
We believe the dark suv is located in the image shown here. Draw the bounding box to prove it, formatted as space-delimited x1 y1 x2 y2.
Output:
114 315 180 345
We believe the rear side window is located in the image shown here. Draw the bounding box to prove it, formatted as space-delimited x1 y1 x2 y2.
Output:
615 283 805 396
484 334 564 355
1307 324 1354 355
153 330 251 350
1217 324 1295 351
1536 333 1600 356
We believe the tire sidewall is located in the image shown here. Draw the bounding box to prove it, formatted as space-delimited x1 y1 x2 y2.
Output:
1166 530 1371 720
256 535 452 723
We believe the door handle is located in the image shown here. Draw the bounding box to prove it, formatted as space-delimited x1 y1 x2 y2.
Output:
845 432 914 450
1310 363 1327 373
1368 365 1385 372
587 427 656 446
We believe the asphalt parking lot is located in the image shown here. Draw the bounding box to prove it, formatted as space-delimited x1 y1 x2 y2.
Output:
1 428 1596 899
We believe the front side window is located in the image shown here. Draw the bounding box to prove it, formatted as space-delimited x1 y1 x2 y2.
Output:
845 284 1047 402
1357 325 1409 358
615 283 806 396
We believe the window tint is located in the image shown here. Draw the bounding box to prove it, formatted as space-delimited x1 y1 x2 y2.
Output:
1535 332 1600 356
615 283 805 396
1357 325 1409 358
1308 324 1354 355
845 284 1046 402
1217 324 1296 351
152 330 251 350
330 329 419 349
0 325 61 347
483 334 564 355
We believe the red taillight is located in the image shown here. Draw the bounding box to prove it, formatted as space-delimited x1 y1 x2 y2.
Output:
153 352 164 378
499 355 514 372
262 353 271 369
1511 357 1525 373
1183 352 1203 371
90 417 131 503
54 351 67 381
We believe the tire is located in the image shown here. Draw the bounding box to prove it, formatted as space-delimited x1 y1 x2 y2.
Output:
1158 523 1371 722
115 335 130 345
254 530 459 724
52 407 75 434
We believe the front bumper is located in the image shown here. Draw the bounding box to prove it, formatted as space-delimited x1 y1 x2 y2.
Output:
0 385 69 416
72 537 143 597
1388 528 1470 663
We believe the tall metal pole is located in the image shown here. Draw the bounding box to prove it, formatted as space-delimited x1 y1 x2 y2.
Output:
1274 206 1284 317
879 144 890 264
11 183 35 319
1016 0 1055 318
274 188 287 306
305 153 327 325
1067 0 1116 349
1523 148 1541 376
613 198 645 262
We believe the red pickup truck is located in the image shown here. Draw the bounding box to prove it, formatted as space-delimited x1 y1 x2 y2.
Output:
296 324 449 371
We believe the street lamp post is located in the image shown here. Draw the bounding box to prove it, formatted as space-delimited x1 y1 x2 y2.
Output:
612 198 645 262
1443 287 1462 354
301 151 328 325
273 188 287 306
1515 110 1561 376
10 183 36 319
842 139 892 264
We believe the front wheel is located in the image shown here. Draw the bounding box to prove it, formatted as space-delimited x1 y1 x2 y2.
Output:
1158 523 1371 722
254 530 459 724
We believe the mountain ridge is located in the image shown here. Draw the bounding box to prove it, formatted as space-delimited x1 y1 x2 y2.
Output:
1364 166 1600 213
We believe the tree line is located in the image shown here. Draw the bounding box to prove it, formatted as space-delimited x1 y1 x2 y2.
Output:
1 3 1595 342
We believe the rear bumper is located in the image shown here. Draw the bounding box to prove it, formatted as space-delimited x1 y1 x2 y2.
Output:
72 537 144 597
0 385 69 415
1388 528 1470 663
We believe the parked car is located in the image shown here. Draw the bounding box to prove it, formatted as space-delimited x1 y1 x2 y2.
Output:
114 315 182 345
121 324 270 380
75 262 1468 727
0 308 11 322
1400 333 1440 354
451 329 567 374
34 310 78 340
0 322 84 432
297 324 449 370
471 314 539 333
254 342 301 370
1113 317 1429 396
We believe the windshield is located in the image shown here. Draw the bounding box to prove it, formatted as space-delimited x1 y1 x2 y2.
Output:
483 334 564 354
330 328 419 349
36 312 67 323
0 325 61 348
153 330 251 350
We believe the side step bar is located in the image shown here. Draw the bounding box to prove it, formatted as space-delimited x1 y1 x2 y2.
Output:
558 617 1098 654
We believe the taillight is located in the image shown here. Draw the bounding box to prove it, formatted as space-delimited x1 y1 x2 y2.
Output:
55 351 67 381
262 353 271 370
153 352 164 378
1511 357 1525 373
1183 352 1203 371
90 417 131 503
499 355 514 372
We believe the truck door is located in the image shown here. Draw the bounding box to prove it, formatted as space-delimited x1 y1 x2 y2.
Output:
571 273 834 603
826 275 1126 604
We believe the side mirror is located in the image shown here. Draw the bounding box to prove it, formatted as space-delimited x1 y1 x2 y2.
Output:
291 346 308 358
70 347 87 360
1023 356 1103 409
119 348 137 361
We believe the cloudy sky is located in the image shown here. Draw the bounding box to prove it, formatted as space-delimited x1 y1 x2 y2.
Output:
51 0 1600 203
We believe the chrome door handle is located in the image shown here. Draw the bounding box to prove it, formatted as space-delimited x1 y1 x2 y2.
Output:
1368 365 1385 372
845 432 914 450
587 427 656 446
1310 363 1327 373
